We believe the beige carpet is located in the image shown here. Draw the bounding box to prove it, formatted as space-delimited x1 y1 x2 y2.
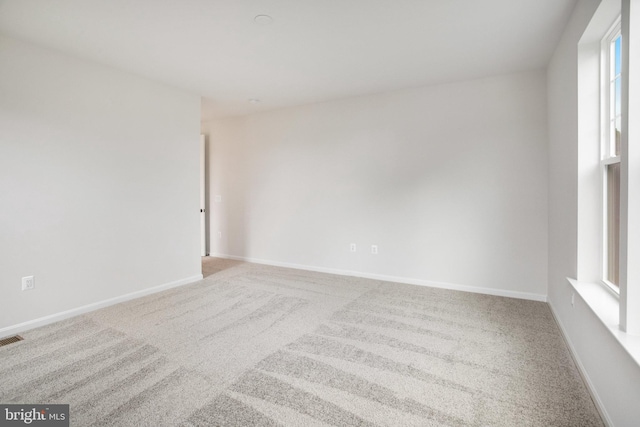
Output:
0 257 603 426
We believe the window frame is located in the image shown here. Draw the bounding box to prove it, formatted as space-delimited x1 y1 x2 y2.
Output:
576 0 640 341
600 18 622 295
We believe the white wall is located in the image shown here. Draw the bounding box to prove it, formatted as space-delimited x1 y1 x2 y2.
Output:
0 36 202 331
203 70 549 300
548 1 640 425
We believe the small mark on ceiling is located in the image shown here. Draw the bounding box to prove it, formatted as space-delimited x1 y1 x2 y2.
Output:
254 15 273 25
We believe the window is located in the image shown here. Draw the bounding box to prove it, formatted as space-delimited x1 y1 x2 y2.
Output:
576 0 640 340
601 21 622 291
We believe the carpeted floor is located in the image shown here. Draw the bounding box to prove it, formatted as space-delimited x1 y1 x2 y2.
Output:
0 258 603 426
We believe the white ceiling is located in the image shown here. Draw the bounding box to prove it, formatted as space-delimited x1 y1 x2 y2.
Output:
0 0 577 120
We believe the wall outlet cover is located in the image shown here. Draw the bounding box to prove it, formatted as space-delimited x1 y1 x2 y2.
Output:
22 276 35 291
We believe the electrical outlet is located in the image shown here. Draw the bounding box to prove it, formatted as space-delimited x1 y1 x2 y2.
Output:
214 195 222 203
571 292 575 307
350 243 356 252
22 276 35 291
371 245 378 255
218 231 222 239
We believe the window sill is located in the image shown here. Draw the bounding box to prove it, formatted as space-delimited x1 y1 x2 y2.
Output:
567 278 640 368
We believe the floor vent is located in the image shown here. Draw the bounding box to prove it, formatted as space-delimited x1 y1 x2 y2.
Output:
0 335 24 347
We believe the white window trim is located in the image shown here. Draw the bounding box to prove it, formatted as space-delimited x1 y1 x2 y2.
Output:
618 0 640 335
599 19 622 295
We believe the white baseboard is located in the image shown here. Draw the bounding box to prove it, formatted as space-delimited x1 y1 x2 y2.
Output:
209 253 547 302
0 274 203 338
548 301 613 427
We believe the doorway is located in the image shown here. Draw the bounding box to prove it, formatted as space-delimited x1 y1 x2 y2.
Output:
200 134 208 256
